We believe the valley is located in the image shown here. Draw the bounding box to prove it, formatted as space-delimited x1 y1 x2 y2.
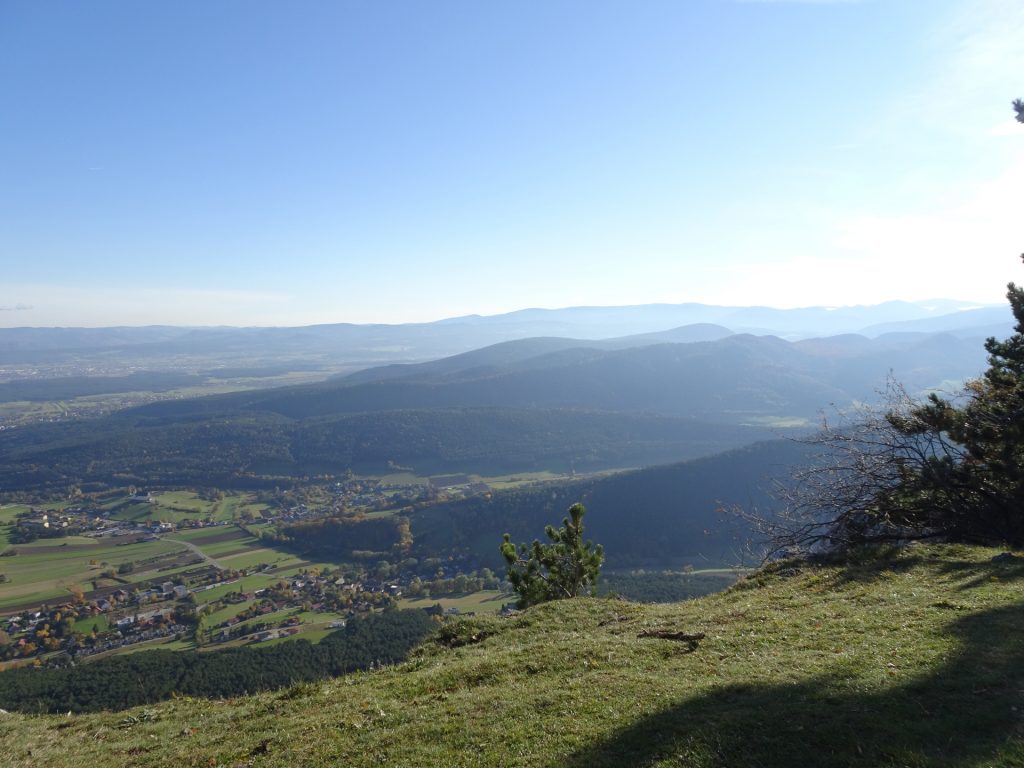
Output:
0 304 1002 682
6 8 1022 762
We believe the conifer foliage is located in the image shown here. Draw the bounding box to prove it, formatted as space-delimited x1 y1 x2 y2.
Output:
767 254 1024 553
763 102 1024 553
501 503 604 608
889 253 1024 543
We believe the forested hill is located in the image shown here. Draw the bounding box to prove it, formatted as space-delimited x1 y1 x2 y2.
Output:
337 324 735 386
409 438 811 568
131 331 986 422
0 328 989 494
0 407 781 493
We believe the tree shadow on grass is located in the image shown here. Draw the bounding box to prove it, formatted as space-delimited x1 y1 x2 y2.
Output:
934 556 1024 591
829 549 927 585
558 602 1024 768
819 546 1024 589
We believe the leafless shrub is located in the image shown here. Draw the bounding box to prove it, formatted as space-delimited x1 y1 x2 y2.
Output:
747 378 971 560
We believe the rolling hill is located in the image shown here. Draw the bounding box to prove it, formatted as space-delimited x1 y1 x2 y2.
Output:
0 407 786 493
0 327 990 495
0 299 1004 370
132 330 988 423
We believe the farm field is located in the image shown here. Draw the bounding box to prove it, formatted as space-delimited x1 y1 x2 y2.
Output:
0 520 297 616
2 485 518 663
399 589 506 614
102 491 271 525
0 535 193 612
0 505 28 546
0 370 343 429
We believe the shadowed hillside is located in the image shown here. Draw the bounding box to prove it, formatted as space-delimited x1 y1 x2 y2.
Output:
130 332 987 422
410 439 810 568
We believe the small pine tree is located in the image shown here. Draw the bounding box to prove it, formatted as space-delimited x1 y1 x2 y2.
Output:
500 503 604 608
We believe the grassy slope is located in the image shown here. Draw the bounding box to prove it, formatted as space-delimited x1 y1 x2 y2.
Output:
3 544 1023 767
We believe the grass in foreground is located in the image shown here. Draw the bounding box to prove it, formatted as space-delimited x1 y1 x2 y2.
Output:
2 543 1023 767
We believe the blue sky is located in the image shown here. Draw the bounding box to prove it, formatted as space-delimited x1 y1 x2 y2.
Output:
1 0 1022 327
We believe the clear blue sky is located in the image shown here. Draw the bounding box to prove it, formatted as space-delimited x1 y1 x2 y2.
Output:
1 0 1021 327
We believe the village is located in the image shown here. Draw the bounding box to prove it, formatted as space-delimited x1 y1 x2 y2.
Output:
0 477 511 669
0 544 502 667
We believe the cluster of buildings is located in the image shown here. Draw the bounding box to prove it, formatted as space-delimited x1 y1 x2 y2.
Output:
1 584 193 663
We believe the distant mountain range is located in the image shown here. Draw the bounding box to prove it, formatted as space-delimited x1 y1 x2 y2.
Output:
0 320 994 494
0 297 1011 496
0 300 1011 371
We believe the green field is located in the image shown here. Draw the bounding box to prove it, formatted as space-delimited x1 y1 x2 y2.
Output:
100 491 270 525
193 574 281 603
0 535 191 612
3 493 506 662
216 549 293 569
0 504 29 524
195 601 351 651
73 613 109 634
371 469 580 492
0 505 27 546
399 589 507 614
160 526 233 542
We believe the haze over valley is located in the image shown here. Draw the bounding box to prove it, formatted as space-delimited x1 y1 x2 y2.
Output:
3 2 1024 764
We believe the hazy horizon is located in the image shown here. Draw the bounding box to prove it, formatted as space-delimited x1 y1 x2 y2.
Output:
3 0 1022 328
0 295 1007 331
